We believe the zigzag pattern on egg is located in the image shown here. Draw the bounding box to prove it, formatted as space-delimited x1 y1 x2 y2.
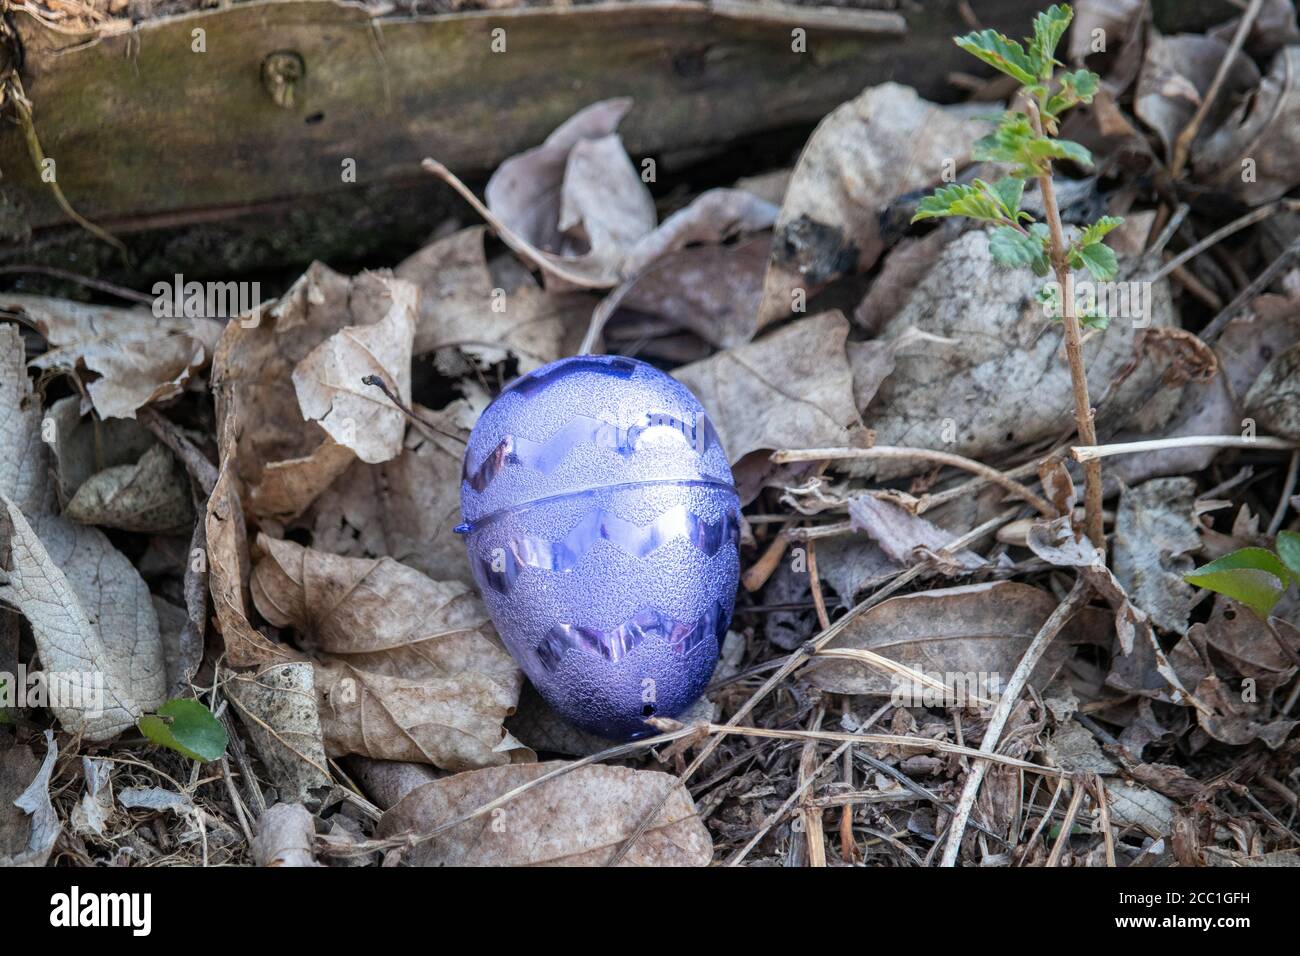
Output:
533 601 731 674
462 410 723 493
473 501 740 593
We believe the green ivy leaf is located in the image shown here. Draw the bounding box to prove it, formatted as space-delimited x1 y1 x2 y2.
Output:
1184 547 1292 620
1030 4 1073 77
1277 531 1300 585
955 29 1038 86
989 226 1045 268
139 698 229 763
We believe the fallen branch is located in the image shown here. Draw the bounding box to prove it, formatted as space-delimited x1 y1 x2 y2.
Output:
771 445 1055 517
939 578 1090 867
1072 435 1299 462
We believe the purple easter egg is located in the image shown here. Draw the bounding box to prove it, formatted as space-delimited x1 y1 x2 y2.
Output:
457 355 740 740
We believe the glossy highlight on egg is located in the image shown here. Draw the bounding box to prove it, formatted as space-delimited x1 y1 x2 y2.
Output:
457 355 741 740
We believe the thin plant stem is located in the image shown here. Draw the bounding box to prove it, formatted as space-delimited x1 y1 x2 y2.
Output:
1029 102 1105 551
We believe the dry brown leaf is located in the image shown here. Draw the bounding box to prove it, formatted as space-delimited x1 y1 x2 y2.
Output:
1111 295 1298 483
316 661 521 771
0 730 59 867
859 230 1173 476
64 444 193 535
620 188 777 277
0 324 53 514
212 264 406 522
1244 340 1300 439
807 581 1098 697
1067 0 1150 97
1134 31 1259 163
757 83 984 327
250 534 519 690
1192 674 1297 749
673 310 867 469
395 227 592 371
434 98 656 290
0 500 165 740
252 802 321 867
1199 48 1300 205
42 395 156 506
249 534 521 770
846 495 984 571
3 295 221 420
375 762 712 866
1188 596 1299 700
308 400 475 585
1045 721 1175 836
205 419 292 667
1026 516 1200 709
1112 478 1200 635
227 662 332 803
598 234 771 350
291 277 417 464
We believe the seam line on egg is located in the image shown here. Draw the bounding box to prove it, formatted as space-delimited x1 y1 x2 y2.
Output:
460 478 740 532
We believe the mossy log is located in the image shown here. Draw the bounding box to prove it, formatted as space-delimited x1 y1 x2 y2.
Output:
0 0 1235 285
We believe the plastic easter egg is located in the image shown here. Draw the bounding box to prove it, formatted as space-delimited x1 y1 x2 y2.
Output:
457 355 740 740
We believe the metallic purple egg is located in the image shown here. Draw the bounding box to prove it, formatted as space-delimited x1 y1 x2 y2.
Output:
457 355 740 740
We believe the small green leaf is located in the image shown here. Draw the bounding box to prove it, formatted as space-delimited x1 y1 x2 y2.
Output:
1079 215 1124 247
1036 137 1094 168
989 226 1044 268
911 182 1005 224
1185 547 1292 619
955 29 1038 86
1029 223 1052 276
989 177 1026 218
1277 531 1300 585
1030 4 1073 77
139 698 228 763
974 114 1094 174
1074 242 1118 281
1045 68 1101 117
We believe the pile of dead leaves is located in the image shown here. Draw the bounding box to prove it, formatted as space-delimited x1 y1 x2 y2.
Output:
2 0 1300 868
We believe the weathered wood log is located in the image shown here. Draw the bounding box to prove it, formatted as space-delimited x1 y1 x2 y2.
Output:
0 0 1235 285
